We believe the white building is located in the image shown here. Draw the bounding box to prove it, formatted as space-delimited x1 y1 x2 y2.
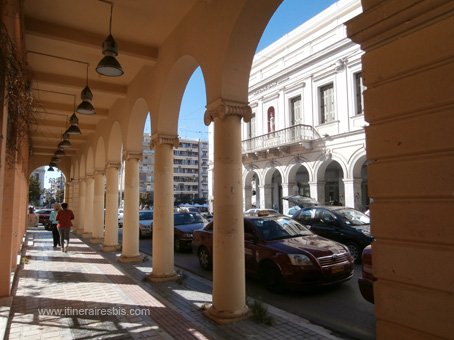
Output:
141 134 209 204
210 0 368 214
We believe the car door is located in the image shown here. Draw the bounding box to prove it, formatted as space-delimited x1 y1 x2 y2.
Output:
311 208 346 243
244 220 260 275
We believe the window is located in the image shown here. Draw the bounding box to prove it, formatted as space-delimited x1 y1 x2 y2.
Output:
354 72 364 115
289 96 301 126
319 83 335 123
267 107 275 133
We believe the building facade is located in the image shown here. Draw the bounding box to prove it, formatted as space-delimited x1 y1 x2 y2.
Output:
240 0 367 214
141 134 209 204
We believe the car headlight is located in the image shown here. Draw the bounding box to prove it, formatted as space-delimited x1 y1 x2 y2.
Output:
288 254 313 266
359 229 371 236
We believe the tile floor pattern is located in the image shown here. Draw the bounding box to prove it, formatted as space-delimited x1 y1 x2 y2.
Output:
4 228 348 339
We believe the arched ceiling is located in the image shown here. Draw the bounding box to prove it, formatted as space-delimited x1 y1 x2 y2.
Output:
24 0 198 163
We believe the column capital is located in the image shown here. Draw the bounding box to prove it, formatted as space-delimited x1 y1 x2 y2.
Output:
151 134 179 149
124 151 142 161
94 168 105 176
86 173 94 180
204 98 252 126
105 161 121 170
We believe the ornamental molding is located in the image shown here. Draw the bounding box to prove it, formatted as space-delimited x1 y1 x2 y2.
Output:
204 98 252 126
105 161 121 170
151 134 179 149
124 151 143 161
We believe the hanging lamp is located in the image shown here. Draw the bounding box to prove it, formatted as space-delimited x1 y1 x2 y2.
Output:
96 1 124 77
76 64 96 114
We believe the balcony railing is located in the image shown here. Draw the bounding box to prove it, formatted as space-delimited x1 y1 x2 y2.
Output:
242 124 320 154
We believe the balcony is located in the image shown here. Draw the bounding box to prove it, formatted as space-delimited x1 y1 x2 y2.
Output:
242 124 320 156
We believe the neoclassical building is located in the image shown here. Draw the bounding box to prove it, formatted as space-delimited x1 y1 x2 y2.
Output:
1 0 453 338
240 0 367 214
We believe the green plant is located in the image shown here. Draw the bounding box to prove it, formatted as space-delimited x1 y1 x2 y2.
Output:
247 298 273 325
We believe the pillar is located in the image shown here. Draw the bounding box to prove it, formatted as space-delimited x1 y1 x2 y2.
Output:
244 185 252 211
203 98 251 322
102 162 120 252
118 152 143 263
281 183 291 213
82 174 94 239
147 134 179 282
77 178 86 234
71 178 80 228
343 178 362 209
90 170 105 243
309 180 324 205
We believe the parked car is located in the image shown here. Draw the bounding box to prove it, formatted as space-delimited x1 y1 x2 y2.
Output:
192 213 354 291
285 205 301 217
244 208 279 216
138 210 153 238
358 245 375 303
282 195 320 208
292 206 373 262
35 208 53 225
118 208 124 227
148 212 207 251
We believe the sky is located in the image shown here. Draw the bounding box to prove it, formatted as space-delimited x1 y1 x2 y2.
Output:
45 0 337 187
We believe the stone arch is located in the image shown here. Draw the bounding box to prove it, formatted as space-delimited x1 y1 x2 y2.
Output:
95 137 106 171
286 163 312 197
349 148 367 178
243 169 261 210
107 121 123 163
153 55 201 136
125 98 150 153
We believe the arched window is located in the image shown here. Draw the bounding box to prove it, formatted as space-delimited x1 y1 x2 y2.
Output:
267 107 275 133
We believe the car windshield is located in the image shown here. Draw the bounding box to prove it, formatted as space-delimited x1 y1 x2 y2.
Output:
252 217 312 241
139 211 153 220
335 208 370 226
174 213 205 225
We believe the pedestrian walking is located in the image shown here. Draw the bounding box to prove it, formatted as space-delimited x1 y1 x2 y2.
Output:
56 202 74 252
49 203 61 248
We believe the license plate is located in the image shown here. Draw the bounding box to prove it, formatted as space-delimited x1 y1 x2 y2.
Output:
331 264 345 274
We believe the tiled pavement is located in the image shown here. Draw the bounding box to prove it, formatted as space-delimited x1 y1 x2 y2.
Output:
1 227 350 339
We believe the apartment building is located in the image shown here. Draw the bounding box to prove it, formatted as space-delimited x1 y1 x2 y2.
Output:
141 134 209 203
240 0 368 214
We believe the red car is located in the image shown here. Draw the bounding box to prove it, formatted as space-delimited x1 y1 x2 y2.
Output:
192 214 354 291
35 208 53 225
358 245 375 303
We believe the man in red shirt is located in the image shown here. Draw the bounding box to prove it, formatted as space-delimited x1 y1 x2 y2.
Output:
56 202 74 252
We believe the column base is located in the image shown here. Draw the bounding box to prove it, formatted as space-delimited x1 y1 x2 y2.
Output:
90 237 103 244
146 271 179 283
82 232 93 239
118 254 144 263
202 304 251 324
101 244 120 252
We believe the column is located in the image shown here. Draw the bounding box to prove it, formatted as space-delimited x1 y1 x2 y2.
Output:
309 180 324 205
281 183 291 213
118 152 143 263
76 178 86 234
82 174 94 239
147 134 179 282
90 169 105 243
71 179 80 228
343 178 361 209
102 162 120 252
244 185 252 211
203 98 251 322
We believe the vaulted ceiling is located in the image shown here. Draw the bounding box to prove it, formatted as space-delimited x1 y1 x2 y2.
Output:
23 0 198 161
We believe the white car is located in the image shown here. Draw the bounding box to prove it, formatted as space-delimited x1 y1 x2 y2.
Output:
285 206 301 217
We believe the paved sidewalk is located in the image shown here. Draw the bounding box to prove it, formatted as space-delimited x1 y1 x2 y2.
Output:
2 227 350 339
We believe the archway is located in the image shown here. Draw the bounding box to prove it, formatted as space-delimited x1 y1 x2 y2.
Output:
324 161 344 205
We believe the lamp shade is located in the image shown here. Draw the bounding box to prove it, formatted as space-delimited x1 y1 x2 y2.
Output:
96 55 124 77
76 86 95 114
58 139 71 149
65 125 81 135
48 166 55 172
55 149 65 158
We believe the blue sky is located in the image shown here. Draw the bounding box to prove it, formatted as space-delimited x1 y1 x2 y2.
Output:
172 0 337 140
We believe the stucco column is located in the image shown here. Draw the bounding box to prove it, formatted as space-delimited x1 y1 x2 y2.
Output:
147 134 179 282
119 152 143 263
90 170 105 243
64 182 70 203
203 98 251 322
82 174 94 239
244 185 252 211
71 178 80 228
281 183 291 213
309 180 325 205
102 162 120 252
76 178 86 234
343 178 361 209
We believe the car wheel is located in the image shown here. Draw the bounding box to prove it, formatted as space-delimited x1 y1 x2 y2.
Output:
197 247 212 270
347 243 361 263
261 262 284 292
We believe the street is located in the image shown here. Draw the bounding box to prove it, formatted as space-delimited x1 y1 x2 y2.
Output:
119 230 376 340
